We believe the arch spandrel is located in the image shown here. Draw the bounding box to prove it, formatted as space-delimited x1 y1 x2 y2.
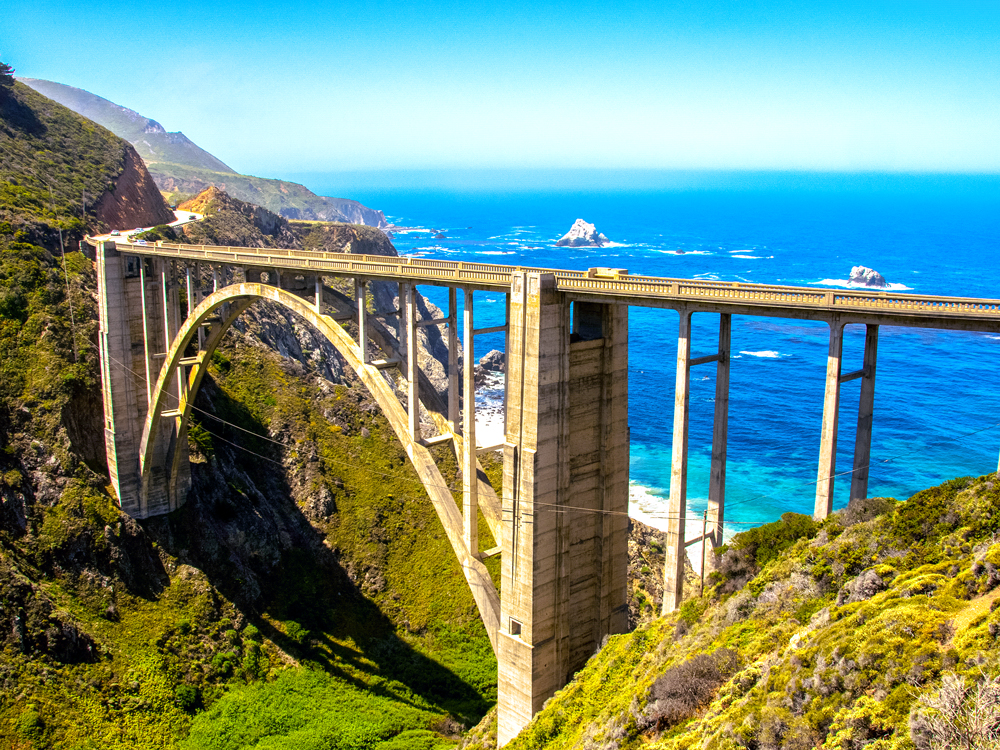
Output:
140 282 500 652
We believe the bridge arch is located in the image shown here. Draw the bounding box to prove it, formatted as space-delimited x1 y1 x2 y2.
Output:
139 281 501 650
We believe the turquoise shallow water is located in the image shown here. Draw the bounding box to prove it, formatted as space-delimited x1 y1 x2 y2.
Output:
293 171 1000 535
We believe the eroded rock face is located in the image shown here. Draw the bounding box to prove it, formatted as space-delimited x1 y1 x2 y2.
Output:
556 218 610 247
849 265 889 288
93 145 175 230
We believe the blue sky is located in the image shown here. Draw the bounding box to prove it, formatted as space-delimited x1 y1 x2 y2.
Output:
5 0 1000 175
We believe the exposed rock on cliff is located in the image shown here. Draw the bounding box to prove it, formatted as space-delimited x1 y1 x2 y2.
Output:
556 218 610 247
474 349 505 386
849 265 889 288
93 145 175 230
179 187 301 248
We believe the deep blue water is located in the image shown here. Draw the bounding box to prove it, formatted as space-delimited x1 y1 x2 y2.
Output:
295 171 1000 536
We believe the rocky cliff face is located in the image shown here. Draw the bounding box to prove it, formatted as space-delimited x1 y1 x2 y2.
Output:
93 145 176 230
179 186 301 248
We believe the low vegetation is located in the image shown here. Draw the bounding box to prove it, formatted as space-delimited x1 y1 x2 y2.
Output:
465 475 1000 750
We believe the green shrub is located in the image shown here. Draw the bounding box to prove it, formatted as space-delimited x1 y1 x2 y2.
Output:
175 684 200 712
285 620 309 645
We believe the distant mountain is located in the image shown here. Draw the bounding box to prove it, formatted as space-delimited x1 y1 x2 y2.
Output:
17 78 386 228
18 78 236 173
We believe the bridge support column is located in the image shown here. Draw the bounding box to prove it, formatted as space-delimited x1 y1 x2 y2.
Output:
356 278 369 364
404 283 420 441
463 288 478 553
663 310 692 613
815 320 845 519
448 287 459 433
95 242 145 514
498 273 629 745
849 325 879 502
706 313 731 573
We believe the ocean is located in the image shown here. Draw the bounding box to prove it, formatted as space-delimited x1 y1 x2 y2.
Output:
292 170 1000 538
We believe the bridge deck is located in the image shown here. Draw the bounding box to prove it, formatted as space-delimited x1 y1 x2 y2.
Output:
104 240 1000 331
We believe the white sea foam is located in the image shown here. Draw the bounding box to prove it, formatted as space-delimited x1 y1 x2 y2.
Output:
988 335 1000 340
656 249 712 255
740 350 784 358
475 373 506 448
730 254 762 259
477 250 517 255
628 482 671 532
810 279 913 291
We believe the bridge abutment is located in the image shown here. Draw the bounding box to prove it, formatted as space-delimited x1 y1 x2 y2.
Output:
96 242 190 517
498 273 630 745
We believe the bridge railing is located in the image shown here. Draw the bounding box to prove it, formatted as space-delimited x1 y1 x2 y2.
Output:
94 239 1000 320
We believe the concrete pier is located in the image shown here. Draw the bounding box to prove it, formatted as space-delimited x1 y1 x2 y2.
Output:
663 312 733 611
463 288 478 554
497 273 629 745
849 325 879 501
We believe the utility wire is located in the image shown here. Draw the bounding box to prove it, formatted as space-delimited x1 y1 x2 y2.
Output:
102 347 1000 529
103 353 716 527
101 312 1000 529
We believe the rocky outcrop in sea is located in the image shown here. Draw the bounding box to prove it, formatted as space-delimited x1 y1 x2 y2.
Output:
849 266 889 288
556 219 610 247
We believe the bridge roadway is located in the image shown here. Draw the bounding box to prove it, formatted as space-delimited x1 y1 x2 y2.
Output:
128 239 1000 331
91 238 1000 746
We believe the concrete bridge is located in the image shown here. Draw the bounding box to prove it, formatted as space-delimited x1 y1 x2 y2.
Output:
88 237 1000 745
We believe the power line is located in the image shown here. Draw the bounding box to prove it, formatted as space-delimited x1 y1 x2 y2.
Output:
101 353 717 528
101 325 1000 531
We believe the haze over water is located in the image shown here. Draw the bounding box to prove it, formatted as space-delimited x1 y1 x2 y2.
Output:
297 170 1000 537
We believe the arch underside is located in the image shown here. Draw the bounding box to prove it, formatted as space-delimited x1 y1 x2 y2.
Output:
139 282 501 652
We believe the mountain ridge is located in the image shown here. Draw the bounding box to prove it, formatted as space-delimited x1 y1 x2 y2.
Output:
17 77 387 228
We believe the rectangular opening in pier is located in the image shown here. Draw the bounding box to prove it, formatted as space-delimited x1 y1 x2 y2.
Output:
571 301 605 342
124 256 141 278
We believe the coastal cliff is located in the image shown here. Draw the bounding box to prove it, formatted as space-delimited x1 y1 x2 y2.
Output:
93 145 176 230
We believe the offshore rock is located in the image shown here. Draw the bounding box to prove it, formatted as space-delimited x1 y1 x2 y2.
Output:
849 265 889 288
479 349 505 373
556 218 610 247
474 350 505 387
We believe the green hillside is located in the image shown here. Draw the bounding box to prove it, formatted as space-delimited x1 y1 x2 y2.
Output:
467 477 1000 750
17 78 236 173
1 81 127 234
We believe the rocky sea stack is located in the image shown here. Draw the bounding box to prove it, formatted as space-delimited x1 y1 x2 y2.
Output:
556 218 610 247
849 265 889 288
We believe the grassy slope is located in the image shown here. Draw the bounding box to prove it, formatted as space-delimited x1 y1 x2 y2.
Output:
1 82 127 236
476 477 1000 750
